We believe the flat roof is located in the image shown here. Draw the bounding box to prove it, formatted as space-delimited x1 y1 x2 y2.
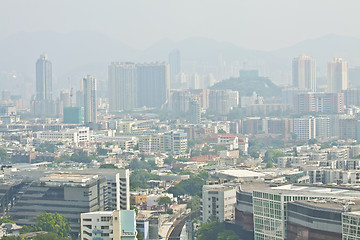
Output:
40 173 98 183
216 169 265 178
293 198 360 211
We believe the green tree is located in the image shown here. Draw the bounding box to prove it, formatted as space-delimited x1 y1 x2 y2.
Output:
99 164 117 169
186 195 201 211
167 176 205 197
128 159 157 171
70 151 93 163
35 212 71 238
196 221 242 240
164 156 175 165
198 170 209 180
34 232 68 240
0 148 8 160
0 217 14 224
196 221 223 240
217 230 241 240
157 196 172 211
130 169 160 190
2 237 26 240
264 149 285 163
97 147 109 156
266 161 274 168
36 142 58 153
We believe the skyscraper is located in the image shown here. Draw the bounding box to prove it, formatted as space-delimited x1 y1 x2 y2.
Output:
32 54 56 116
328 57 348 93
168 49 181 88
292 54 316 91
83 75 97 124
189 97 201 124
36 54 52 101
108 62 137 111
137 63 170 108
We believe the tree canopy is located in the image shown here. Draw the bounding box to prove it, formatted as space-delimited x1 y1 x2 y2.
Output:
34 212 71 238
196 221 242 240
130 169 160 190
167 176 205 197
264 149 285 163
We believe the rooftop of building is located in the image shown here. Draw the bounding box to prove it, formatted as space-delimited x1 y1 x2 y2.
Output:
40 173 98 183
292 198 360 212
215 169 266 178
81 211 113 216
203 184 236 192
258 184 360 199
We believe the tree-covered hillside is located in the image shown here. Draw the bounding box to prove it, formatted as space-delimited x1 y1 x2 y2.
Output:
211 76 281 98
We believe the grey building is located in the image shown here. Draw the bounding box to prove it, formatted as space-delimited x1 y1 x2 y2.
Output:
83 75 97 124
9 173 106 235
168 49 181 89
137 63 170 108
108 62 137 111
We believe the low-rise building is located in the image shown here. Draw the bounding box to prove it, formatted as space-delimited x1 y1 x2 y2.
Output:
81 210 137 240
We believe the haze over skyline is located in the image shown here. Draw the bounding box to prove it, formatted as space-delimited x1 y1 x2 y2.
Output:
1 0 359 51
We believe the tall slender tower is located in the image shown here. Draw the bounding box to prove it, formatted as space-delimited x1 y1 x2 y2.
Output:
108 62 137 111
83 75 97 124
292 54 316 91
36 54 52 101
168 49 181 89
328 57 348 93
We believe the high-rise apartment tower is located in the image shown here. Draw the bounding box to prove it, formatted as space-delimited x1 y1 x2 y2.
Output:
292 54 316 91
328 57 348 93
83 75 97 124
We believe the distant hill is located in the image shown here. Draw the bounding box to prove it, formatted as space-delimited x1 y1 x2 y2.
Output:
0 31 360 98
211 76 282 98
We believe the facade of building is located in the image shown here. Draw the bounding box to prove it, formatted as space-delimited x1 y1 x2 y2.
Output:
83 75 97 124
342 211 360 240
328 57 348 93
208 90 239 115
189 97 202 124
36 127 90 143
138 131 187 154
137 63 170 108
292 54 316 91
105 170 130 211
108 62 137 111
33 54 55 116
81 210 137 240
201 185 236 223
169 49 181 89
294 117 316 141
294 92 344 114
9 173 106 235
63 107 82 124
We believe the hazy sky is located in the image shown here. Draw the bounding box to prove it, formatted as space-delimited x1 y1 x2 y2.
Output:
1 0 359 50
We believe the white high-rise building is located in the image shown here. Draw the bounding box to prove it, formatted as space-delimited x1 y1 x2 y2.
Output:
108 62 137 111
293 117 316 141
83 75 97 124
328 57 348 93
201 185 236 223
105 170 130 211
292 54 316 91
